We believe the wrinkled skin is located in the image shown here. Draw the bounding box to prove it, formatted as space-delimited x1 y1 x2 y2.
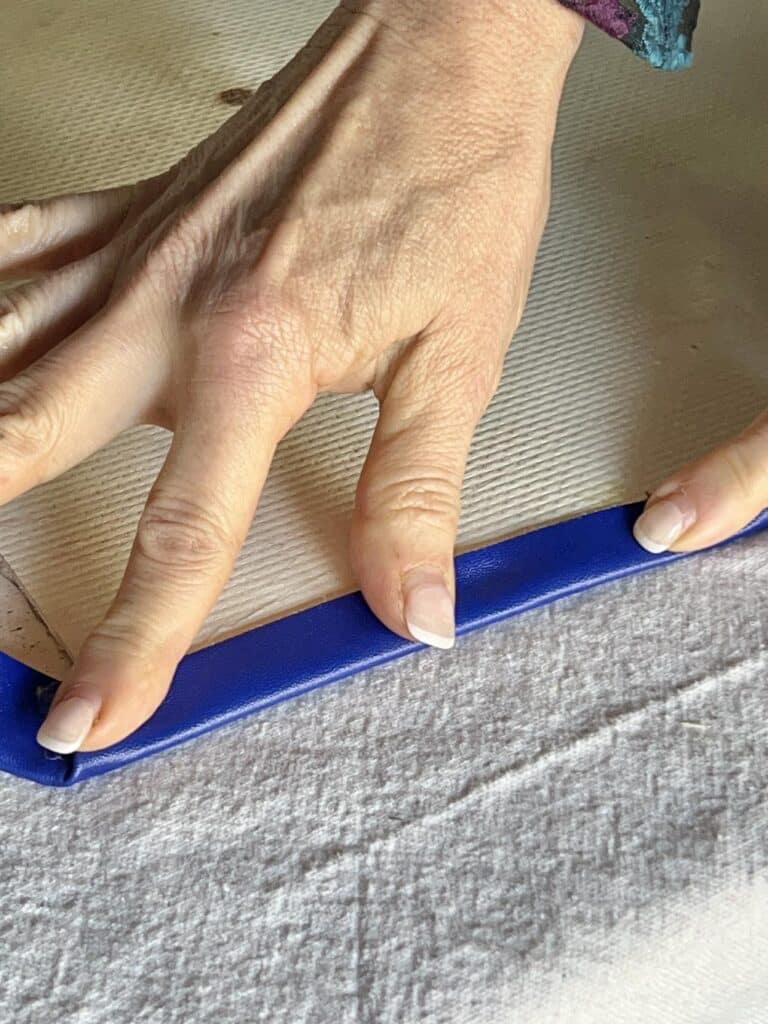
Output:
0 0 763 754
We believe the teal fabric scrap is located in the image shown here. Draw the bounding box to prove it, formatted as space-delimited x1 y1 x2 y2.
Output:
557 0 700 68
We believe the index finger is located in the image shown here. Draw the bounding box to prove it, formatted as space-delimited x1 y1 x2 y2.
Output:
35 382 292 754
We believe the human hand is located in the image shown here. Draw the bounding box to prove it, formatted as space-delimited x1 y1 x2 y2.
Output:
633 410 768 554
0 0 583 753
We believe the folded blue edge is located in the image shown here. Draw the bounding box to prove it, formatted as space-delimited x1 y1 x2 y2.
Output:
2 501 766 787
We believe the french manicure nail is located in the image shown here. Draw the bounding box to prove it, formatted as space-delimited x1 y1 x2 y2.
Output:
36 695 101 754
633 494 696 554
403 567 455 650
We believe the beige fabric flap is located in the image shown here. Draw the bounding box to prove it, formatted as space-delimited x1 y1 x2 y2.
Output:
1 0 766 666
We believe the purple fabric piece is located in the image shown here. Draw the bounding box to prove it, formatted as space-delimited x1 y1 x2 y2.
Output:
561 0 636 39
557 0 700 69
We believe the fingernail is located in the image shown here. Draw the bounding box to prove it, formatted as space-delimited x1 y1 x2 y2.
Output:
36 694 101 754
633 493 696 554
403 567 455 650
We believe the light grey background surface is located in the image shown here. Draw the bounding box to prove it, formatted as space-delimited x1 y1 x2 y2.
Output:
2 533 767 1024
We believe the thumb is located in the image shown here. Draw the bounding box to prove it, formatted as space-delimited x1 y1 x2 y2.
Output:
350 330 501 649
634 410 768 553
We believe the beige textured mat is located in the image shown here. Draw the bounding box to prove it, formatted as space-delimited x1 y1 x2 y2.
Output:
0 0 766 664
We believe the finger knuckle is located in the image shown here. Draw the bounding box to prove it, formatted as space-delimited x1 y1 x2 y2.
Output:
457 353 504 418
81 610 190 681
0 381 66 466
750 411 768 445
722 441 761 502
428 334 503 421
358 471 460 532
158 219 204 282
80 625 158 677
0 202 47 245
133 203 214 293
744 414 768 489
212 301 300 381
136 495 235 572
0 287 34 342
198 297 314 413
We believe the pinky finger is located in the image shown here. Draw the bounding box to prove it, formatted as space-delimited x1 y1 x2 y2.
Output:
634 410 768 553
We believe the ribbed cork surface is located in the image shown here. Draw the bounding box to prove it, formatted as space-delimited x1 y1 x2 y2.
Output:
1 0 765 663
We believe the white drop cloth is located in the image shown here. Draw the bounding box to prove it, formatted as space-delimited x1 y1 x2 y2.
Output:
2 534 767 1023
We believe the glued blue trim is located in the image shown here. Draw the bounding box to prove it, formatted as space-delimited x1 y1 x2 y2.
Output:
2 501 767 787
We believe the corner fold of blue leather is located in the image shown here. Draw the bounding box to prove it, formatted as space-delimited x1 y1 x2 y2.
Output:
0 656 69 786
2 501 766 787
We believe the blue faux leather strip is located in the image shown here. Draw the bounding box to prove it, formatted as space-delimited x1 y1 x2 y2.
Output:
2 501 766 787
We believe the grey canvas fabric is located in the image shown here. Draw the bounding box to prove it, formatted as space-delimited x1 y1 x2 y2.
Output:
2 533 767 1023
